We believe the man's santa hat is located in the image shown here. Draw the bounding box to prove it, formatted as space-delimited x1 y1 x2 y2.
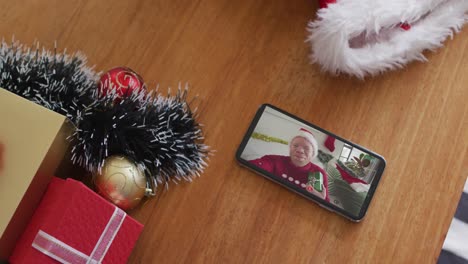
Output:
293 128 319 159
307 0 468 78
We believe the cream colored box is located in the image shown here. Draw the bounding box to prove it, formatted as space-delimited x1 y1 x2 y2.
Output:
0 89 73 259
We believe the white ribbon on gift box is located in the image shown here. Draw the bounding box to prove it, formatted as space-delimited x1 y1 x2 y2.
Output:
31 207 126 264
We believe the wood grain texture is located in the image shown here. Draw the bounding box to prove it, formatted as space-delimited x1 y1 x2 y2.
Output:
1 0 467 263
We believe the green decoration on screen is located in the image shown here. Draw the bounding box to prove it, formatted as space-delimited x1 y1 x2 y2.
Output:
317 150 333 164
308 171 323 192
251 132 288 145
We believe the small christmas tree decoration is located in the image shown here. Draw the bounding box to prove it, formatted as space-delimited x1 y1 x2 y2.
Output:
0 40 210 199
308 0 468 78
98 67 145 99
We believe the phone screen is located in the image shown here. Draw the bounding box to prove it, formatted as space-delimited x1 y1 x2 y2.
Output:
236 104 386 221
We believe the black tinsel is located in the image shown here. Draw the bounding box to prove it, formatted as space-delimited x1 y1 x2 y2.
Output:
0 40 209 188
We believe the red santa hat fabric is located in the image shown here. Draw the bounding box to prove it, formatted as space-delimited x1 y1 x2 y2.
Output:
307 0 468 78
318 0 335 8
294 128 319 159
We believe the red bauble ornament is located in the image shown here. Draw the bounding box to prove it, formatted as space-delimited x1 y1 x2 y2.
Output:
98 67 145 98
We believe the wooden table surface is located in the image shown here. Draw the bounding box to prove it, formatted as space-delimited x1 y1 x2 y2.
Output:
2 0 468 263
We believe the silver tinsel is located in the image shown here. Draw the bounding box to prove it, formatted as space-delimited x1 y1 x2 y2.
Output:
0 40 210 189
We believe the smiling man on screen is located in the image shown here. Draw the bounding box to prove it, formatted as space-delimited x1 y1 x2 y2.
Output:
249 128 329 202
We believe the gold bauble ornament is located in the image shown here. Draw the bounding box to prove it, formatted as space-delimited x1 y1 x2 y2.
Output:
94 155 147 211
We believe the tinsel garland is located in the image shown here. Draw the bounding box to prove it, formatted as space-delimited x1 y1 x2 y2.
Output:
251 132 288 145
0 40 209 188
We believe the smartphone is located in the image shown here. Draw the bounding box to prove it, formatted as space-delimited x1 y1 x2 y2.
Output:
235 104 386 222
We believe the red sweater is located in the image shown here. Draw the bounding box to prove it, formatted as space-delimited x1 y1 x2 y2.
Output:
249 155 329 202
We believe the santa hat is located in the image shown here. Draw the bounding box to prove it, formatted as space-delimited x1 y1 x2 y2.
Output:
293 128 319 159
307 0 468 78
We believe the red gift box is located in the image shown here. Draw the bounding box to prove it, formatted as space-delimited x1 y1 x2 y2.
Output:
9 178 143 264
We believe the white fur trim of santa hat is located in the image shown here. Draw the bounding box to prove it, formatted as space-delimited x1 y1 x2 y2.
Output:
293 128 319 159
307 0 468 78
